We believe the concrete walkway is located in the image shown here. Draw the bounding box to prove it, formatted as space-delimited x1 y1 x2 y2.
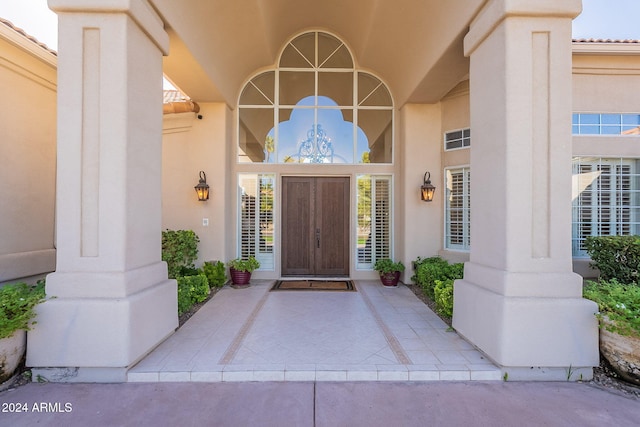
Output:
0 381 638 426
129 280 501 382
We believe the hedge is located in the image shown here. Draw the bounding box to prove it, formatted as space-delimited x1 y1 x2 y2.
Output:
176 274 210 315
584 235 640 285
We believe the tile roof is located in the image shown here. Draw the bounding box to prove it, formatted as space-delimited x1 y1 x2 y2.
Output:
573 38 640 44
0 17 57 56
163 90 199 114
163 90 188 104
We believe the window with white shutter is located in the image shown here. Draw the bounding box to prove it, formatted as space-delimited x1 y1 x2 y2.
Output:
238 173 276 270
357 175 392 269
445 167 471 251
572 158 639 257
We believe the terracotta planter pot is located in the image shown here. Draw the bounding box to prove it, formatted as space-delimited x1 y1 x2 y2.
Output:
0 330 26 383
600 319 640 386
379 271 401 287
230 268 252 287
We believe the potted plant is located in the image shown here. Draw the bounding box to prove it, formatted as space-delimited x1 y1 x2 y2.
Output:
374 258 405 287
227 257 260 287
0 281 46 383
583 279 640 386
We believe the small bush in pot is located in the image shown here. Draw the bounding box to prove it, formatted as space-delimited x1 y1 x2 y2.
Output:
228 257 260 287
373 258 405 287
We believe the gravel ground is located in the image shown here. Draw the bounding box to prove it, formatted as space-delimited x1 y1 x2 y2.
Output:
405 282 640 400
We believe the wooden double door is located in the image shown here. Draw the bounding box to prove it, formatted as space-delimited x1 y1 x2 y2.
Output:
281 177 350 276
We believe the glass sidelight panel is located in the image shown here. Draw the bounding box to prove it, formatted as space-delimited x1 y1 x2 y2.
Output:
357 175 392 269
238 173 276 270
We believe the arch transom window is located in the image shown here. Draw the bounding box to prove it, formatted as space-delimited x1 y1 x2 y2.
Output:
238 31 394 164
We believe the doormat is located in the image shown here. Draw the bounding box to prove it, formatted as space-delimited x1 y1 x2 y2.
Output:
271 280 356 292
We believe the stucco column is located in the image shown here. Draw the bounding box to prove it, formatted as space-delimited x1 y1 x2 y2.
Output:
453 0 599 380
27 0 177 382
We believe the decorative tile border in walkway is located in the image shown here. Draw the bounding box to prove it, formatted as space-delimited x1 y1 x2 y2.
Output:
357 283 412 365
218 289 270 364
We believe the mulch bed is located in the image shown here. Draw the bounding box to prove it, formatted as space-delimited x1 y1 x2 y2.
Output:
178 286 222 328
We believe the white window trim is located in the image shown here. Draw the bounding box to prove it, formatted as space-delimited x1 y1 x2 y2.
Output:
443 128 471 152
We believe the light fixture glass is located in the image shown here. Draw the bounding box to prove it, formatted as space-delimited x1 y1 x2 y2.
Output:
195 171 210 201
421 171 436 202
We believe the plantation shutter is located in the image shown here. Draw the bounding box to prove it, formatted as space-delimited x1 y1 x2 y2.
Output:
238 174 275 270
572 158 638 256
445 168 471 250
357 175 392 269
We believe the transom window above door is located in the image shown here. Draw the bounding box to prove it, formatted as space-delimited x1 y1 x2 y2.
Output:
238 31 394 164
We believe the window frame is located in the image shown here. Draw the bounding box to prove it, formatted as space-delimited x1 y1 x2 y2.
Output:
237 30 394 165
237 173 277 270
571 157 640 257
444 128 471 151
572 113 640 136
355 174 393 270
444 166 471 252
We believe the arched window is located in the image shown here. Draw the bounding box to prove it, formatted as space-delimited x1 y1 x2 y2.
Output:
238 31 393 164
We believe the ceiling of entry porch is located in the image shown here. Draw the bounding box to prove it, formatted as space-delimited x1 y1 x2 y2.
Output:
151 0 486 107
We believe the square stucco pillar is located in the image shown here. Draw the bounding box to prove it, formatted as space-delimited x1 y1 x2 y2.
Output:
27 0 177 382
452 0 599 381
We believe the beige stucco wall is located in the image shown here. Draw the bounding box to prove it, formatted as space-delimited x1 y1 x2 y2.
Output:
571 51 640 278
0 32 57 284
438 81 471 264
397 103 443 276
161 103 232 267
572 52 640 159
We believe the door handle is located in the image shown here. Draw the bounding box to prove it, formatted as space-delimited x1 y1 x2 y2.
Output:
316 228 320 248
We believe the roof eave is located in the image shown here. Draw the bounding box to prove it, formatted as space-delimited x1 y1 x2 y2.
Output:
0 18 57 66
572 40 640 55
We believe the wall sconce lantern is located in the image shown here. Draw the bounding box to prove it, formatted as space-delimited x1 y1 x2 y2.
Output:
194 171 209 201
421 171 436 202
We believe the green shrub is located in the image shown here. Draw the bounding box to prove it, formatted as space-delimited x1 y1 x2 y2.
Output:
178 266 202 277
584 235 640 285
162 230 200 279
373 258 405 274
0 281 46 339
176 274 210 315
412 257 463 300
584 279 640 337
434 279 454 319
203 261 227 288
